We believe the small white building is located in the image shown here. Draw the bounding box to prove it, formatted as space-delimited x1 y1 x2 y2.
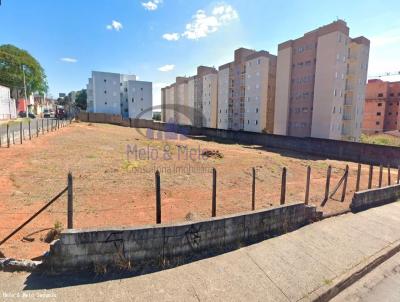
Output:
86 71 153 120
0 85 17 120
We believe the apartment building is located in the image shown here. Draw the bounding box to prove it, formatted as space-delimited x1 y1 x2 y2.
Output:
218 48 276 133
0 85 16 120
86 71 153 120
273 20 370 141
161 66 218 127
362 79 400 134
202 70 218 128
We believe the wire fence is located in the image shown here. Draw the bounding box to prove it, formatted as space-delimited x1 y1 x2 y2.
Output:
0 118 72 148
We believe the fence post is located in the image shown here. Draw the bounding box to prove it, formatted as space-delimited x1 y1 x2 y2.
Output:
47 119 49 132
378 165 383 188
28 120 31 140
356 164 361 192
6 124 9 148
67 172 73 229
388 165 391 186
280 167 287 205
12 130 15 145
36 120 39 137
129 118 132 128
368 165 373 189
323 165 332 203
212 168 217 217
341 165 349 202
155 170 161 224
251 167 256 210
20 122 23 144
398 166 400 184
305 166 311 205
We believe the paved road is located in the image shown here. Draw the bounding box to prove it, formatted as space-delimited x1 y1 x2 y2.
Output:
1 202 400 301
332 251 400 302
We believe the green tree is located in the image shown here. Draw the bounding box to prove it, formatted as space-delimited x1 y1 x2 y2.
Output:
75 89 87 110
0 44 48 97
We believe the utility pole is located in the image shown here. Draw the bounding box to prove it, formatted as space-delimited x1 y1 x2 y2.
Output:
22 65 28 118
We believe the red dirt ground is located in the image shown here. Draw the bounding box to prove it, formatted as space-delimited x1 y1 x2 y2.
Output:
0 122 395 259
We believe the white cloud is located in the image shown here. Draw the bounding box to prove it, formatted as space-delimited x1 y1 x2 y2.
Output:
60 57 77 63
162 33 180 41
181 4 238 40
158 64 175 72
106 20 123 31
142 0 162 11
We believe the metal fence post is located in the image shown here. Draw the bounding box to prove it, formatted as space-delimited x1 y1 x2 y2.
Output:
398 166 400 184
42 119 44 135
305 166 311 205
341 165 349 202
36 120 39 137
323 165 332 203
388 165 391 186
6 124 9 148
280 167 287 205
368 165 373 189
155 170 161 224
212 168 217 217
67 173 73 229
28 120 31 140
355 164 361 192
251 167 256 210
379 165 383 188
20 122 23 144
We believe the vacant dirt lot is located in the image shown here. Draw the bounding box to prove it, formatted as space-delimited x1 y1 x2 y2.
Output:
0 122 396 259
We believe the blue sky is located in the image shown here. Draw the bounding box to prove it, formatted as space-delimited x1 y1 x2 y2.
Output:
1 0 400 105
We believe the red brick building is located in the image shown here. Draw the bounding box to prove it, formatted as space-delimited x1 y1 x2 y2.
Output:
362 79 400 134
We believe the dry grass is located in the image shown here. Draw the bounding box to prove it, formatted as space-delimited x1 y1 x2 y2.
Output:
0 122 396 259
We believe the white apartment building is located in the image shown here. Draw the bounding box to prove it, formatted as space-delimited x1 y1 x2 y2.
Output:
0 85 16 120
86 71 153 120
161 66 218 127
217 67 230 130
244 52 276 132
202 72 218 128
342 37 370 141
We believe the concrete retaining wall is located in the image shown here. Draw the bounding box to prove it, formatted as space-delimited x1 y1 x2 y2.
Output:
77 112 400 166
350 184 400 212
44 203 319 272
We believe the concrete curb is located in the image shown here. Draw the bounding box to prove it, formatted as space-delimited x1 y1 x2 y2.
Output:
0 258 42 272
308 239 400 302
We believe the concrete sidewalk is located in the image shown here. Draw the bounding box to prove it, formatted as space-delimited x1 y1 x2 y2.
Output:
2 202 400 302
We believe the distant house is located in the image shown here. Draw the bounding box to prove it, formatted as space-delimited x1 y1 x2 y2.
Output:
0 85 17 120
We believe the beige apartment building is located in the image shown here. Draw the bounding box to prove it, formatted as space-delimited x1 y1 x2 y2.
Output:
162 66 218 127
218 48 276 133
161 83 175 123
273 20 370 140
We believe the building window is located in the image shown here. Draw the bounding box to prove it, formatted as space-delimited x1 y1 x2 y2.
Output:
378 103 382 107
255 120 258 125
104 90 107 94
132 98 134 103
104 79 107 83
247 120 250 124
376 121 380 125
377 112 381 116
256 108 258 113
378 93 383 97
105 102 108 105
